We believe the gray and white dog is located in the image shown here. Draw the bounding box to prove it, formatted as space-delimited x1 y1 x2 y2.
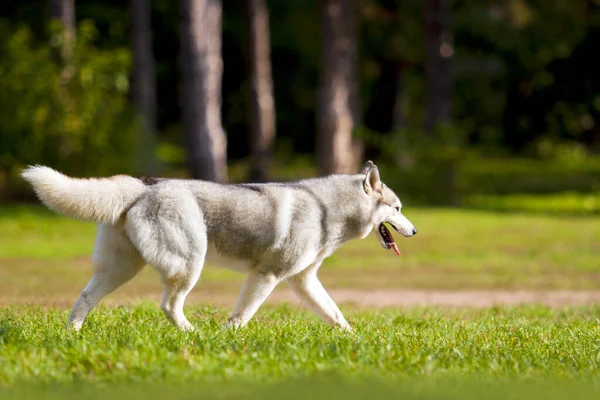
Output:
22 161 416 332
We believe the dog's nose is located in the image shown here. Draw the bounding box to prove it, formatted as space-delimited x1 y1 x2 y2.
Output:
412 228 418 236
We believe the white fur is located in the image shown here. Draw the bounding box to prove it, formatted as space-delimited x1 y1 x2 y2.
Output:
21 166 146 225
68 224 145 330
273 190 294 249
371 202 417 249
286 263 350 330
227 271 280 328
395 212 416 236
21 161 416 333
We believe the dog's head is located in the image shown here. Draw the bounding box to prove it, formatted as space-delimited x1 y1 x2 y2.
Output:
360 161 416 255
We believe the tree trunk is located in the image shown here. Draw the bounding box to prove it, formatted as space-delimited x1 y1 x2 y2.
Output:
49 0 75 78
392 62 408 130
424 0 453 134
131 0 159 175
317 0 362 175
245 0 276 182
179 0 228 182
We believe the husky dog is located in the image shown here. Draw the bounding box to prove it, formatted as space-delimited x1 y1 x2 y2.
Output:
21 161 416 332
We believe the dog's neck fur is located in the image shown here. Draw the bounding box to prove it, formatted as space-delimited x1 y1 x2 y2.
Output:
294 174 373 247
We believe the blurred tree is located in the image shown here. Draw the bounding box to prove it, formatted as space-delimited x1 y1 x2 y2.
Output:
245 0 275 182
0 21 136 196
49 0 75 66
131 0 159 175
2 0 600 175
361 0 421 137
424 0 452 134
179 0 228 181
317 0 362 175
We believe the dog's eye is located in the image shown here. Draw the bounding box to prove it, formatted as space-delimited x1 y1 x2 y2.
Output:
394 206 400 212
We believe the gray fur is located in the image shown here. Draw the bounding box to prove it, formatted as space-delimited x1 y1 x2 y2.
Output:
21 161 416 332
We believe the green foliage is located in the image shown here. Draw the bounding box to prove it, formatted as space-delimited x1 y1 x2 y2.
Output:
2 0 600 178
359 0 600 152
359 124 467 205
462 154 600 196
363 125 600 205
0 20 135 196
0 305 599 388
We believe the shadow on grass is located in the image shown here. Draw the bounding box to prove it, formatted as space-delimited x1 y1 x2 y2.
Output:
2 374 599 400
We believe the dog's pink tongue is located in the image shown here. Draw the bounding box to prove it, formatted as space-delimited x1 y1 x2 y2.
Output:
391 242 401 256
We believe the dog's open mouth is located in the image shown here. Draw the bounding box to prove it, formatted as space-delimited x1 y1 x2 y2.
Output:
379 223 401 256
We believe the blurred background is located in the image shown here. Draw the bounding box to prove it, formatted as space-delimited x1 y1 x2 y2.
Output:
1 0 600 211
0 0 599 308
1 3 599 390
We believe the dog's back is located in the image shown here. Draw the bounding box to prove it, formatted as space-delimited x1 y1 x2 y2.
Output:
20 163 407 333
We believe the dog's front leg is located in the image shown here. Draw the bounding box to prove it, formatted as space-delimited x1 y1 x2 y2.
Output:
226 271 280 329
286 267 351 331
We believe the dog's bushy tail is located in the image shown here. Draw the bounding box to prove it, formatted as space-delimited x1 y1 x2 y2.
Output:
21 165 147 225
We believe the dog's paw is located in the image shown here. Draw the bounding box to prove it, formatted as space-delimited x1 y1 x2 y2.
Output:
66 321 84 333
180 322 197 332
334 321 353 333
222 316 244 331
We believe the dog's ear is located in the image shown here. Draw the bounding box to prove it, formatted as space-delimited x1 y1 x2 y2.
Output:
359 160 375 175
363 165 382 194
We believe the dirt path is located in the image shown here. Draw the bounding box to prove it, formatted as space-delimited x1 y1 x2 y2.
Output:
314 289 600 307
3 289 600 308
255 289 600 308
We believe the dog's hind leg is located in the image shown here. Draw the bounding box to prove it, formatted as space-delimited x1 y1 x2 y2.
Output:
68 225 145 331
125 189 207 331
159 259 203 331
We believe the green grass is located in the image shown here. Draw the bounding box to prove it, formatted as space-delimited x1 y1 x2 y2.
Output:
0 305 599 382
0 205 97 259
1 203 599 296
1 305 599 398
2 202 600 398
3 379 600 400
465 192 600 215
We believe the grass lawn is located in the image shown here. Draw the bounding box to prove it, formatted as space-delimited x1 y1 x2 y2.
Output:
1 203 599 303
1 203 599 398
1 305 599 398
